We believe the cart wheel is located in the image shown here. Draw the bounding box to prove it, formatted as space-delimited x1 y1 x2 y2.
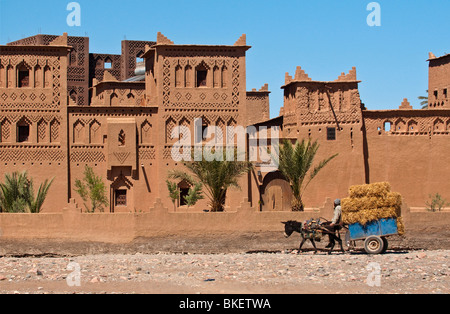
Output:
381 237 388 254
364 236 384 254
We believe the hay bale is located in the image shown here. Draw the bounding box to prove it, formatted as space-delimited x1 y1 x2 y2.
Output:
342 207 399 226
342 192 402 213
342 196 378 212
348 182 391 198
341 182 402 227
396 217 405 236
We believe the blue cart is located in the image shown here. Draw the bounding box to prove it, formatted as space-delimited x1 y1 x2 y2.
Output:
344 218 399 254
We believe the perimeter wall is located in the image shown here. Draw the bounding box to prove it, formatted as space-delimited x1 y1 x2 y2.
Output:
0 198 448 244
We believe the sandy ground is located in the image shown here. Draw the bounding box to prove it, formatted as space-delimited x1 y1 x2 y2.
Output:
0 249 448 294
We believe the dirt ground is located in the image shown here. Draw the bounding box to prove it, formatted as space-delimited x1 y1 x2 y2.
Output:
1 229 449 257
0 250 448 294
0 230 448 294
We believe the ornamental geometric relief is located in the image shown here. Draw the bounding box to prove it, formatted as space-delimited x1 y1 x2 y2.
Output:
113 152 130 165
50 118 60 143
37 118 48 143
70 150 106 163
0 148 65 162
0 118 11 142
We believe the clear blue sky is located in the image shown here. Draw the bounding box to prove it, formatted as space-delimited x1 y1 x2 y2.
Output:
1 0 449 118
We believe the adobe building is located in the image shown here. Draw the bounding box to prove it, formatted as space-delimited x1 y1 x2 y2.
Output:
0 32 449 213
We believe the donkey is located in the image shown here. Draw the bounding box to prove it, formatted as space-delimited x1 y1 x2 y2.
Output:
282 220 345 255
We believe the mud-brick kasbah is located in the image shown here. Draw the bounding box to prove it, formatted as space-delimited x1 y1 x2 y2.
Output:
0 31 449 227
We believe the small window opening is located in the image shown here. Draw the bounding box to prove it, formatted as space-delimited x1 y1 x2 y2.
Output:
327 127 336 141
136 51 145 64
196 70 207 87
202 124 209 141
18 70 30 88
104 61 112 69
444 89 448 99
434 90 438 100
18 124 30 143
384 122 392 132
115 190 127 206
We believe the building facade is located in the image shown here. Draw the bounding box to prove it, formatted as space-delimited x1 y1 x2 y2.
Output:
0 32 449 213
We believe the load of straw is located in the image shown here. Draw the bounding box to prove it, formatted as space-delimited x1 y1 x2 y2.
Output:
342 182 404 235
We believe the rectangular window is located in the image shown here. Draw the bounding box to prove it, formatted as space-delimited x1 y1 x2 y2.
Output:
327 127 336 140
434 90 438 99
202 124 208 140
384 122 392 132
18 70 30 88
196 70 207 87
115 190 127 206
17 125 30 143
444 89 448 98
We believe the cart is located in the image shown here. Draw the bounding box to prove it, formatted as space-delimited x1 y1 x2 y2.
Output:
344 218 399 254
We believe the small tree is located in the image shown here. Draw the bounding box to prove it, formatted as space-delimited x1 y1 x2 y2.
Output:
166 179 180 211
426 193 449 212
75 165 108 213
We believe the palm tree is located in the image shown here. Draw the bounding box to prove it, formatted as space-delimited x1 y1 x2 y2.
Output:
277 139 338 211
0 171 54 213
0 171 29 213
419 90 428 109
169 151 253 212
24 177 54 213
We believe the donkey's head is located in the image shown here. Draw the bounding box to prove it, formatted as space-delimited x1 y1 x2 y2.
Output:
281 221 302 238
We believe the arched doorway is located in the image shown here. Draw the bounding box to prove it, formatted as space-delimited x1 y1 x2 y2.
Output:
260 171 292 211
110 170 133 213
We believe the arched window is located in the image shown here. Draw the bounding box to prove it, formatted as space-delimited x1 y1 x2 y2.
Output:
34 65 42 88
6 65 14 88
196 63 208 87
17 117 31 143
104 57 112 69
0 64 5 88
175 65 183 87
69 89 77 104
110 92 119 106
185 65 193 88
44 65 51 88
17 62 30 88
221 65 228 88
213 66 220 88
